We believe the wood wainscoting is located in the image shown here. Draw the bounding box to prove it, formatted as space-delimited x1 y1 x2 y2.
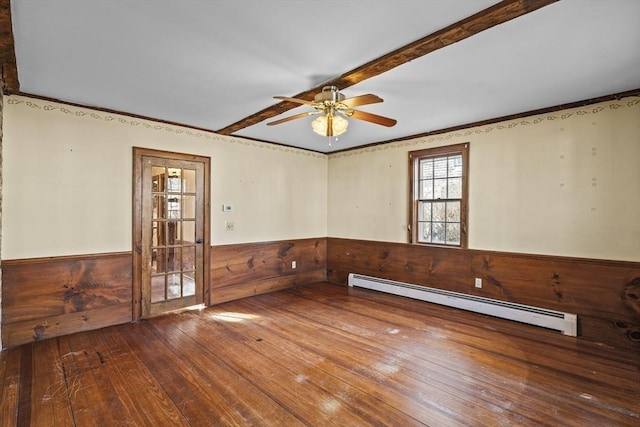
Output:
210 237 326 304
5 237 636 351
1 252 133 348
327 238 640 351
1 238 327 348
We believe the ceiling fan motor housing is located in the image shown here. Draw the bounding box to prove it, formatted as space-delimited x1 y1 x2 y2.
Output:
314 85 346 103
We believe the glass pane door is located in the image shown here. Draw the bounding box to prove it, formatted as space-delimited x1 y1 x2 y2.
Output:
142 156 204 316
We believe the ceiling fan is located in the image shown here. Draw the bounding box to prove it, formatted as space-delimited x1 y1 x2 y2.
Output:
267 85 397 137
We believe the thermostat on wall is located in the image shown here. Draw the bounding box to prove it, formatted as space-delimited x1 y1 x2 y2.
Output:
223 204 233 212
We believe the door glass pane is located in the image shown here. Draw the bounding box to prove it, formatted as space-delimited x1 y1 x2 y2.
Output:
153 221 165 246
152 248 166 274
183 195 196 219
152 167 165 191
183 220 195 243
183 272 196 296
167 273 181 299
152 194 164 219
167 196 181 219
167 221 181 244
167 247 181 272
151 275 165 303
152 222 158 246
183 169 196 193
183 246 196 271
167 169 181 192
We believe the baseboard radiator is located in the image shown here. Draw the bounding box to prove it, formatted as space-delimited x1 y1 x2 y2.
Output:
348 273 577 336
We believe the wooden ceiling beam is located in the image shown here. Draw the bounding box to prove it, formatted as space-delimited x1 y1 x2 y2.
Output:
217 0 558 135
0 0 19 93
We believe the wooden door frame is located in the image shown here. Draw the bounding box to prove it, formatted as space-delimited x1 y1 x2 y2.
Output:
132 147 211 321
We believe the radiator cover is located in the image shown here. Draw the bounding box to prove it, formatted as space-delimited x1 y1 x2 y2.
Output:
348 273 577 336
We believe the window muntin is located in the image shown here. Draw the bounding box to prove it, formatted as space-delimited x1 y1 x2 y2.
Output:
409 144 468 247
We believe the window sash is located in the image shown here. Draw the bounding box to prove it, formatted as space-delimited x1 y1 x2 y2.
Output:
409 143 468 247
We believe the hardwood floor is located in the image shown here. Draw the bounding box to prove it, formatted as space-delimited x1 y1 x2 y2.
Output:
1 282 638 426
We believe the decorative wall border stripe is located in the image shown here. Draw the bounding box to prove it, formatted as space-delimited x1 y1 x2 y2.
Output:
329 96 640 159
6 96 326 159
8 94 639 161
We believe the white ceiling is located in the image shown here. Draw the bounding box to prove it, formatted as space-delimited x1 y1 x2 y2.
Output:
10 0 640 153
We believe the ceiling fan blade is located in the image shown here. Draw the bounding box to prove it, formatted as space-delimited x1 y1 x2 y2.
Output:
267 111 317 126
346 109 397 127
274 96 315 106
339 94 383 108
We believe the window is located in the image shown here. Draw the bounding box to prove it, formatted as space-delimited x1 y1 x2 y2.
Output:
409 143 468 247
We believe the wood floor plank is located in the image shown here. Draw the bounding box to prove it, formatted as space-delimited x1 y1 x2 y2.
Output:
229 294 537 426
142 314 305 426
255 285 639 426
65 330 144 426
164 309 425 426
332 283 636 367
54 336 97 425
118 321 266 426
1 281 638 426
291 284 640 389
55 334 116 426
16 344 32 426
220 298 504 425
324 285 640 383
97 327 189 426
0 346 21 426
159 311 401 426
307 285 640 423
30 339 74 426
305 285 640 416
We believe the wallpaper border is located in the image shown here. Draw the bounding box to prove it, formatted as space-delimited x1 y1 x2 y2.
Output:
5 95 326 159
329 96 640 159
8 94 639 161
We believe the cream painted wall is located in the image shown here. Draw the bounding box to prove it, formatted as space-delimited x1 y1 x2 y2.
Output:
328 98 640 262
3 95 638 262
1 96 327 260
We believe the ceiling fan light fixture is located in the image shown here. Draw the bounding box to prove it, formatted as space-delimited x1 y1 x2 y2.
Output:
268 85 395 139
312 114 348 136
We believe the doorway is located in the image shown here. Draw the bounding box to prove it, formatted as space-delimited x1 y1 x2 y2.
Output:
133 148 210 319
